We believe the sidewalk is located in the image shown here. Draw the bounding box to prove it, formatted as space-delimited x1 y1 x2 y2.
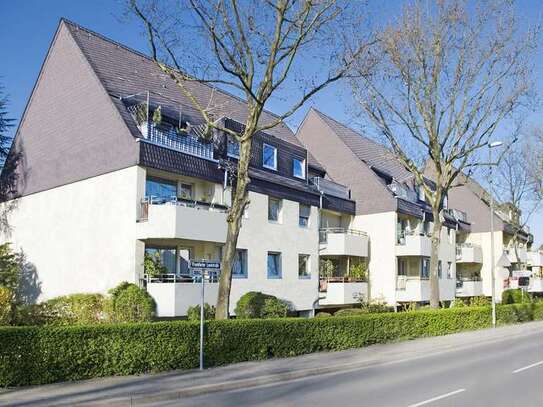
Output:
3 320 543 407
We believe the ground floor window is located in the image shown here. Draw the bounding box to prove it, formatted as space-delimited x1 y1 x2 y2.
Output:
145 246 177 274
438 260 442 279
267 252 282 279
298 254 310 279
447 261 453 279
398 258 408 276
421 257 430 278
232 249 248 278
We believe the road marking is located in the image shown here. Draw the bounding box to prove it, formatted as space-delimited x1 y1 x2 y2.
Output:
513 360 543 374
407 389 466 407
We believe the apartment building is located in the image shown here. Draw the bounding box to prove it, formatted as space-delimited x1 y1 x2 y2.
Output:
0 20 364 317
297 109 458 306
444 172 536 299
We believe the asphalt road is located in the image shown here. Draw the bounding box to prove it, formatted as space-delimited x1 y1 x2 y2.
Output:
152 329 543 407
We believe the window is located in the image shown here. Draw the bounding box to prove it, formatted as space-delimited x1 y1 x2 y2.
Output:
398 258 408 276
421 258 430 278
268 197 282 222
179 183 193 200
145 177 177 201
299 204 310 227
263 143 277 170
232 249 248 278
267 252 282 279
293 157 305 179
443 194 448 209
447 261 453 279
227 138 240 158
423 221 431 236
145 246 177 274
417 185 425 202
298 254 310 279
438 260 442 279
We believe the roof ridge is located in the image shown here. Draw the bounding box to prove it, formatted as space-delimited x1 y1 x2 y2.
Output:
59 18 290 125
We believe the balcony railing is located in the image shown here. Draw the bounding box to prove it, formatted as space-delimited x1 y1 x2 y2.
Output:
446 208 468 223
311 177 350 199
139 122 215 161
144 272 219 284
388 181 418 203
319 227 367 244
140 196 228 221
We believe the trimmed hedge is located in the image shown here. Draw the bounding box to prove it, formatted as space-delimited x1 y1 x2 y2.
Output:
1 303 543 387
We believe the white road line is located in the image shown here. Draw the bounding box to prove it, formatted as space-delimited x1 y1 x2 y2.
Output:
513 360 543 374
407 389 466 407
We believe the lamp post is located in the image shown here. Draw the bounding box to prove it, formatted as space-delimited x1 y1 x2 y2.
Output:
488 141 503 327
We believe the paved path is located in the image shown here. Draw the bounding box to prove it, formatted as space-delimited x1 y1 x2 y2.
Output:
3 321 543 406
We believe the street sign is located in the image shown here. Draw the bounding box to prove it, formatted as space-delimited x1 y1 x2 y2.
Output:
190 260 221 269
512 270 532 278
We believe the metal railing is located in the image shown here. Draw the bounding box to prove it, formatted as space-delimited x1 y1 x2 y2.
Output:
388 181 418 203
311 177 350 199
319 227 367 243
445 208 468 223
144 272 219 284
139 196 229 222
140 122 215 161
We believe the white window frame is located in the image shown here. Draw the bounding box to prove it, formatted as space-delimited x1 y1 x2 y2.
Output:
299 204 310 227
232 249 248 278
267 252 282 279
268 197 282 223
263 143 277 170
293 157 306 179
227 138 240 158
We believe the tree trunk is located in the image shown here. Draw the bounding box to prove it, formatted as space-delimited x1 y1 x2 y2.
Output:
429 207 442 308
215 137 252 319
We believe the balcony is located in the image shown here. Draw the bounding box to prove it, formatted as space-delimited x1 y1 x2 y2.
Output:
528 251 543 267
137 198 228 243
146 274 219 317
456 278 483 297
505 246 528 264
139 121 215 161
319 228 368 257
311 177 350 199
529 277 543 293
456 243 483 264
396 277 456 302
396 232 432 257
318 277 367 306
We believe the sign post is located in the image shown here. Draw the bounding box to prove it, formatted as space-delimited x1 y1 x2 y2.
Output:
190 260 221 371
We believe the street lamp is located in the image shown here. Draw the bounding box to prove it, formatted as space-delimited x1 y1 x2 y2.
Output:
488 140 503 327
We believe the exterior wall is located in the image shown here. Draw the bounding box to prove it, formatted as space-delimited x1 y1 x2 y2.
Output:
233 190 320 313
1 166 143 301
477 231 508 300
8 23 139 199
352 211 397 304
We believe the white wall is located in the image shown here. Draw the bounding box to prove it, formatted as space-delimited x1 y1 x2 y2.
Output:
233 191 320 313
476 231 508 301
353 211 397 304
1 166 143 301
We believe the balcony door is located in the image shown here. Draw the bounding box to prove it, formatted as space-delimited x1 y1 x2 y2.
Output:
178 247 192 275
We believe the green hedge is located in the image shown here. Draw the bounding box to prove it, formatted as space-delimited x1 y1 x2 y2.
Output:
1 303 542 387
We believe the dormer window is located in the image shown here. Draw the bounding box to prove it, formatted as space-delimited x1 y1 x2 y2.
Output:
417 185 425 202
263 143 277 170
227 138 240 158
293 157 305 179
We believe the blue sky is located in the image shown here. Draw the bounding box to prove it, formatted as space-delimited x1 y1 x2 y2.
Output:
1 0 543 245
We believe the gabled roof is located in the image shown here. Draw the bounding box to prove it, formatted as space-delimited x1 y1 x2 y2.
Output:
311 108 413 183
61 19 325 171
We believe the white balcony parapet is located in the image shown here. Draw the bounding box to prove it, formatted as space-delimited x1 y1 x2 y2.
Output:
456 279 483 297
137 199 228 243
319 228 368 257
147 279 219 317
529 277 543 293
396 276 456 302
396 232 432 257
318 277 367 306
456 243 483 264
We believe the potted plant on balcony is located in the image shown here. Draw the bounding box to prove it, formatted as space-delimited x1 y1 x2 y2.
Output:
152 105 162 126
144 252 167 279
319 259 334 292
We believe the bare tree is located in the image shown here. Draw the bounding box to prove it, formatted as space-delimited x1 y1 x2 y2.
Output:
494 131 543 264
348 0 538 307
129 0 371 318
